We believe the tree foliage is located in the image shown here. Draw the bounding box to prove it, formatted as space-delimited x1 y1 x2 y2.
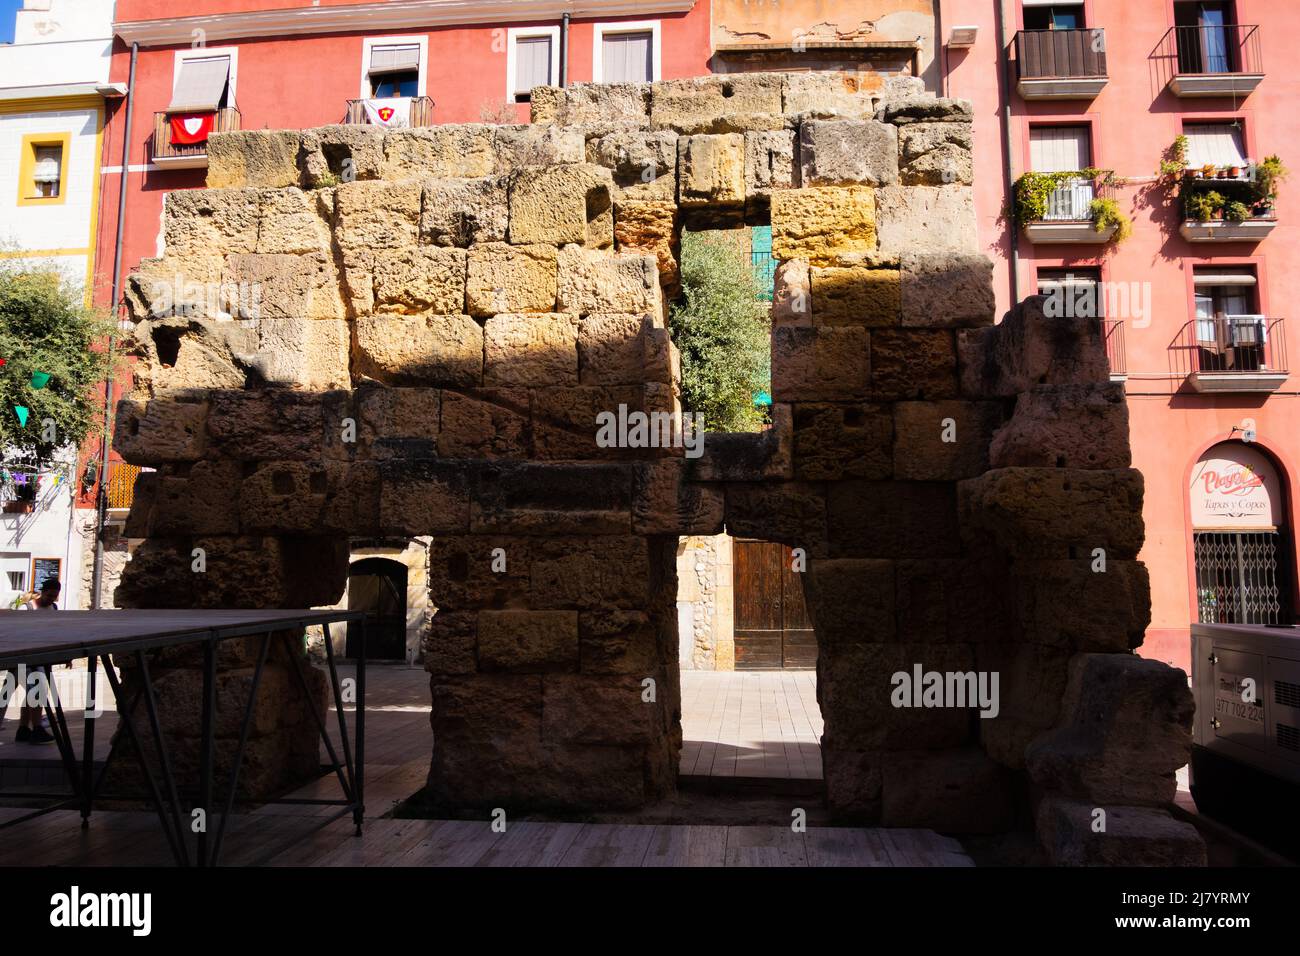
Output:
0 267 115 463
668 230 771 433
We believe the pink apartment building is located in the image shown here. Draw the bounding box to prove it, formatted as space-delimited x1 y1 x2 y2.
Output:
940 0 1300 670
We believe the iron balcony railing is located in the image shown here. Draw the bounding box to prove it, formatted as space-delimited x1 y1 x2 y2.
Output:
344 96 435 127
1104 318 1126 376
1015 28 1108 80
1171 315 1288 377
152 107 241 163
1039 176 1115 221
1156 24 1262 77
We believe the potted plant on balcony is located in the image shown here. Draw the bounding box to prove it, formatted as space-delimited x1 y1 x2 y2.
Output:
3 474 37 514
1225 201 1252 223
1186 190 1225 222
1088 196 1134 243
1252 155 1288 217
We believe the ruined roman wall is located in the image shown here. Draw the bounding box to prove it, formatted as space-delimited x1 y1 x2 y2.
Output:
112 71 1202 863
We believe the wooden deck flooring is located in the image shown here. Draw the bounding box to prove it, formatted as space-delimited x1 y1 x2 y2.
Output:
0 664 973 867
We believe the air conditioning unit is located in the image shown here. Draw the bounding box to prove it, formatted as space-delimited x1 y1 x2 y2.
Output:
1191 622 1300 854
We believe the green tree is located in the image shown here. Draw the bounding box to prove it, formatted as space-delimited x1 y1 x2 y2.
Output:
0 267 115 463
668 230 771 433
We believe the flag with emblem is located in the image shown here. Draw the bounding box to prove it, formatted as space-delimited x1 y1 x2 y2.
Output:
363 97 410 128
169 112 217 145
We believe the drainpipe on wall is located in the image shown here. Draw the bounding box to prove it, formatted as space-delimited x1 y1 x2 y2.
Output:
934 0 946 96
90 40 137 611
994 0 1022 306
560 13 570 87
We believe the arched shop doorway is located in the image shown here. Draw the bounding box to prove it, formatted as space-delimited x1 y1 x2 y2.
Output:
1189 441 1295 625
347 557 408 660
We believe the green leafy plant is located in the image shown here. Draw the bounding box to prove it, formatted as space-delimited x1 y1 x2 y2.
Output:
1224 201 1252 223
1185 190 1225 222
0 266 116 463
668 230 771 433
1089 197 1133 242
1158 135 1189 184
1012 168 1102 225
1254 154 1289 207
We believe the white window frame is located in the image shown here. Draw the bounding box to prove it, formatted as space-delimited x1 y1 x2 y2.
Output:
506 26 561 103
592 20 662 84
172 46 240 110
360 34 429 99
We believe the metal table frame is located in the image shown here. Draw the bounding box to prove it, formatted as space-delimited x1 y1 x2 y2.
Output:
0 610 367 867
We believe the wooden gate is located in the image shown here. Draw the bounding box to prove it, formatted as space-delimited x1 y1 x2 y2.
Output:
732 540 816 670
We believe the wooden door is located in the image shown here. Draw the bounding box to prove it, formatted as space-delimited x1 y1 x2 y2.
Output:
733 540 817 670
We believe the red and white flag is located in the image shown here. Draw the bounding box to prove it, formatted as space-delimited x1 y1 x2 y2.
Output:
170 112 217 145
362 97 410 128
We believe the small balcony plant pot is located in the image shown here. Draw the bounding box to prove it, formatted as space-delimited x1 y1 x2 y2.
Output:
1193 170 1205 179
1229 166 1242 178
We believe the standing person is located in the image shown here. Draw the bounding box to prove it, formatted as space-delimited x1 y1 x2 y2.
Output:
13 577 60 744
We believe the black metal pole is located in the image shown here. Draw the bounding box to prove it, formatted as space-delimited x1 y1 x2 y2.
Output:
198 636 216 867
355 617 366 834
81 654 98 828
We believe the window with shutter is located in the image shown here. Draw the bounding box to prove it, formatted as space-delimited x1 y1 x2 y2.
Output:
514 36 552 100
369 43 421 97
1184 123 1247 168
17 133 70 206
601 31 653 83
168 55 233 112
32 147 62 198
1029 125 1092 171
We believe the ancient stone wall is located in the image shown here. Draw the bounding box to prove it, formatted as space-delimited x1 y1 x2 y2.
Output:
112 71 1202 862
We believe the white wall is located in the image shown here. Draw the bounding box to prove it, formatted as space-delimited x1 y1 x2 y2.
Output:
1 458 82 611
13 0 115 45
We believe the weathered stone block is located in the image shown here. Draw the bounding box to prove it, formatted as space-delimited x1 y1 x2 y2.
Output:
421 176 509 246
492 124 584 168
819 642 975 751
207 391 328 461
378 460 471 535
792 402 892 481
875 185 976 254
206 129 302 189
355 386 440 460
882 749 1015 833
483 313 579 386
632 460 725 535
896 558 1011 645
438 389 531 459
577 312 665 385
811 266 901 327
880 96 973 125
650 75 784 133
827 481 961 559
509 163 614 247
555 245 661 315
772 326 871 402
479 610 579 672
783 71 886 118
686 407 792 482
423 611 478 676
723 482 828 557
257 187 333 255
558 83 650 127
298 125 386 186
677 134 746 207
823 749 883 822
529 535 656 609
743 129 796 206
990 383 1131 470
1012 559 1151 653
613 200 678 287
899 122 973 186
958 467 1145 559
426 535 532 610
799 119 898 187
382 125 496 179
530 384 654 460
578 610 664 676
589 129 678 200
222 252 344 320
900 251 995 328
364 247 466 315
147 460 242 536
1025 653 1194 806
772 259 811 327
892 400 1003 481
335 179 422 251
870 329 957 401
471 463 633 535
804 558 895 644
976 642 1072 768
1036 797 1206 866
542 675 657 745
164 189 261 257
354 314 483 387
771 186 876 263
465 242 557 315
114 398 209 464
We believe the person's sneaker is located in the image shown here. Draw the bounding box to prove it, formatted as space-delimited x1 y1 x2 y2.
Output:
26 726 55 745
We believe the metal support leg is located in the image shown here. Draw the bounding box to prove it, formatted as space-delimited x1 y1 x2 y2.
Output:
39 665 82 801
210 631 272 866
81 655 98 828
355 618 366 834
134 650 190 866
282 632 354 803
197 636 217 868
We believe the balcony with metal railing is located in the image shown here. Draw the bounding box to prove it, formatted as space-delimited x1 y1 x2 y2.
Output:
344 97 435 128
1022 176 1120 244
1154 24 1263 97
1104 318 1127 381
152 108 241 169
105 463 143 512
1015 28 1108 99
1170 315 1288 392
